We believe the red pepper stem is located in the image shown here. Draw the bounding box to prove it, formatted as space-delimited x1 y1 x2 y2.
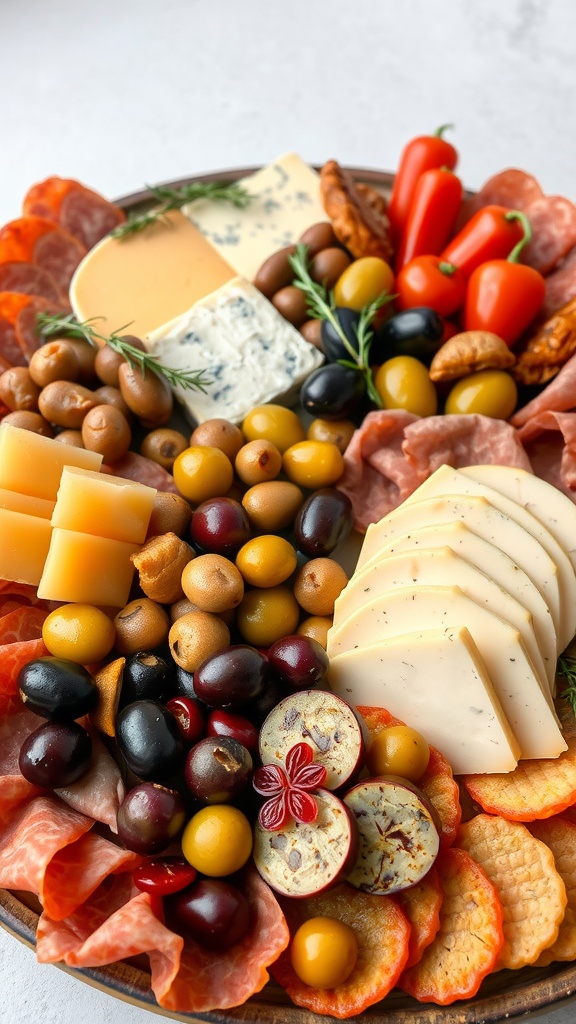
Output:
434 123 454 138
438 261 457 276
505 211 533 263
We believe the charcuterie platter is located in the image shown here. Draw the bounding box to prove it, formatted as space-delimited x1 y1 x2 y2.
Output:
1 140 576 1024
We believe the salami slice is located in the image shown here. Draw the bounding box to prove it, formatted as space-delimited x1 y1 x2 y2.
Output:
55 725 125 832
543 245 576 318
23 177 126 251
0 292 64 363
0 795 92 896
511 352 576 427
0 312 27 367
42 831 141 920
0 217 86 293
103 451 178 493
402 413 532 478
0 694 44 818
0 263 64 305
457 169 543 229
516 410 576 499
0 637 50 696
0 606 47 645
15 296 64 360
522 195 576 275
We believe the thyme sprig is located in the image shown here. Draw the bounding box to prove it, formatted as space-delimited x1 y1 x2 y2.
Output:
288 243 394 408
36 313 212 393
112 181 254 238
558 654 576 716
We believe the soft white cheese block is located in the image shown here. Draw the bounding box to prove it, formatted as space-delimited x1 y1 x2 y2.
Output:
183 153 329 280
332 546 551 703
460 464 576 572
357 494 562 647
326 584 566 760
365 521 558 694
146 276 323 425
329 626 521 775
401 465 576 653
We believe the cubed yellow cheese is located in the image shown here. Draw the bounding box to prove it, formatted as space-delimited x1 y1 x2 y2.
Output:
52 466 156 544
0 508 53 585
0 487 55 519
0 423 102 502
37 528 140 606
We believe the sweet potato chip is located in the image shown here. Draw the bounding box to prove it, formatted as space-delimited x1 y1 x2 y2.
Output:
528 816 576 966
270 882 410 1019
398 847 503 1004
396 866 443 968
463 700 576 820
458 814 566 969
358 705 461 848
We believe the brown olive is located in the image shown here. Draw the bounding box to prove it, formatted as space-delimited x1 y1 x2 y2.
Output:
296 615 333 649
94 346 125 386
300 319 323 350
93 385 132 418
0 367 41 411
0 410 54 436
38 380 100 428
64 339 97 382
271 286 309 327
298 222 340 256
81 404 131 462
253 245 297 298
189 419 245 462
28 340 81 388
132 532 194 604
118 362 173 426
307 417 356 452
170 597 200 623
168 610 230 672
140 428 189 470
114 598 170 655
53 429 85 448
242 480 303 532
293 558 348 616
234 439 282 486
310 248 351 289
146 492 192 539
181 554 245 613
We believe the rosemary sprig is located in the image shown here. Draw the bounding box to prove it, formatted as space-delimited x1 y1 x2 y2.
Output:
557 654 576 716
35 312 212 393
112 181 254 238
288 243 394 407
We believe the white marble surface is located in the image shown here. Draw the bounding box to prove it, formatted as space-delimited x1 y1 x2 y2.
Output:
1 0 576 1021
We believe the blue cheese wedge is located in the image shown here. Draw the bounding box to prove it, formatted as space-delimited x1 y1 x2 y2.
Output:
183 153 328 280
145 276 323 424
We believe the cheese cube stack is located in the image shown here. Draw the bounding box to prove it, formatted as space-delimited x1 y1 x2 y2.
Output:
327 464 576 774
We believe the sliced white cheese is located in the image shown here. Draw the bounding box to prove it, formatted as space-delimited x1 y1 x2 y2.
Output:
357 494 562 646
332 546 552 703
460 465 576 572
146 276 323 424
366 520 558 693
401 465 576 652
183 153 329 280
329 625 520 774
326 585 566 760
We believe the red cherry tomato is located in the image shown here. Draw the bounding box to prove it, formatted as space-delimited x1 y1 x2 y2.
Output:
133 857 197 896
396 256 466 317
166 696 205 743
395 168 463 271
388 125 458 242
440 205 525 278
463 212 545 347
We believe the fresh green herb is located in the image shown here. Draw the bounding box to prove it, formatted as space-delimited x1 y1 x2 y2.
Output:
558 654 576 715
288 243 394 408
35 312 212 393
112 181 254 238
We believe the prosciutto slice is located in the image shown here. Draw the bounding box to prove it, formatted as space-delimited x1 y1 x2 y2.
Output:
55 725 125 832
0 796 92 896
42 832 141 920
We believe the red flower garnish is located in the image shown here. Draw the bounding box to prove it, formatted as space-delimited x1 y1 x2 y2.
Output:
253 742 327 831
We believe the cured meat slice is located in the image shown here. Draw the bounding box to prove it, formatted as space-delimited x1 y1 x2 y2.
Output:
0 217 86 293
0 293 64 364
543 245 576 318
0 694 44 818
0 312 27 367
0 606 47 645
521 196 576 275
55 725 125 832
402 413 532 478
457 169 543 229
0 263 64 305
42 831 141 920
0 637 49 696
511 353 576 427
103 451 178 493
23 177 126 251
515 410 576 500
36 872 138 962
0 795 92 896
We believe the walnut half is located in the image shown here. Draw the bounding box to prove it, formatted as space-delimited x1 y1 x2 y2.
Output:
319 160 394 263
429 331 516 383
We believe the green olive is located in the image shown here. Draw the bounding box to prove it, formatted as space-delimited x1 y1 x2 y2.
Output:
444 370 518 419
374 356 437 417
333 257 394 312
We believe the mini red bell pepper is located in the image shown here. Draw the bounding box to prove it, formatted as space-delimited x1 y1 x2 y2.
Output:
463 212 545 347
440 205 526 278
395 255 466 317
388 125 458 244
395 167 463 271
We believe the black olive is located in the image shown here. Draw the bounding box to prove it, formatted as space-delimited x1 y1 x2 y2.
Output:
18 657 98 721
121 651 172 706
19 721 92 788
320 308 360 362
117 782 186 854
371 307 444 364
116 700 184 780
300 363 366 420
294 488 354 557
